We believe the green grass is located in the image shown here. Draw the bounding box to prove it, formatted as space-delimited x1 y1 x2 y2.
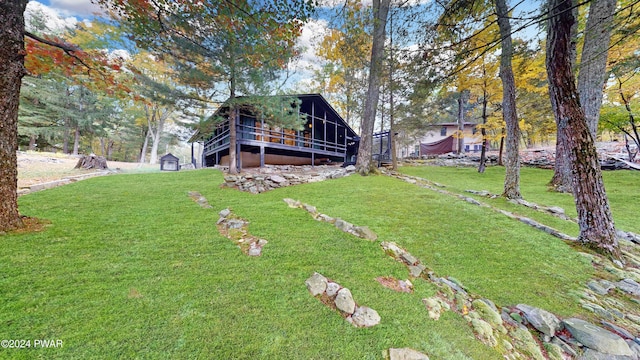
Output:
0 168 600 359
399 165 640 235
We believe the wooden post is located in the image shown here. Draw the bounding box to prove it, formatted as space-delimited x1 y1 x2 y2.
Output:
260 145 265 168
311 102 315 150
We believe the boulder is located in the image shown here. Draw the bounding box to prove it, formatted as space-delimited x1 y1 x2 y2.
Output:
516 304 562 338
351 306 380 327
326 282 340 298
563 318 633 356
305 273 328 296
335 288 356 314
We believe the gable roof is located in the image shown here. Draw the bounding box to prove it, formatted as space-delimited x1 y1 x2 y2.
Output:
189 94 357 142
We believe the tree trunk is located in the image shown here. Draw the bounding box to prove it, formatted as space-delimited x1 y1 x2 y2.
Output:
139 128 150 163
356 0 390 175
496 0 521 199
550 0 579 193
107 140 114 160
63 117 70 154
577 0 616 138
498 128 505 166
478 84 489 173
0 0 28 232
73 126 80 155
550 117 573 192
28 135 36 151
457 94 465 154
546 0 620 259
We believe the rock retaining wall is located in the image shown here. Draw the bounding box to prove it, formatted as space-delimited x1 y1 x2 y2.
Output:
221 165 356 194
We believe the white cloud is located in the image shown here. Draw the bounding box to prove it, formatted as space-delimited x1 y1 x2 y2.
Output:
49 0 105 17
294 19 330 74
25 1 78 34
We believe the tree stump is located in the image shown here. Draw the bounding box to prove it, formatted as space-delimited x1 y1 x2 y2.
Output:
75 154 108 170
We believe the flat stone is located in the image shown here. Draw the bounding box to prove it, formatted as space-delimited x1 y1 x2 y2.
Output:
226 219 245 229
616 279 640 296
381 241 405 258
388 348 429 360
601 321 634 340
345 165 356 172
335 288 356 314
303 204 317 214
439 278 467 295
283 198 301 208
352 226 377 241
334 218 353 233
563 318 633 356
578 349 635 359
305 272 328 296
269 174 287 183
588 280 611 295
219 208 231 218
516 304 562 338
551 336 577 357
548 206 565 214
627 340 640 358
317 214 335 223
408 265 423 278
351 306 380 327
400 252 419 266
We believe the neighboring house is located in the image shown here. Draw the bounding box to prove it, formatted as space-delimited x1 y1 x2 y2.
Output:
415 122 483 156
189 94 359 169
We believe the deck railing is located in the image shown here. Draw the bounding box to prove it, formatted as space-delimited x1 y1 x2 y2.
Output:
204 123 348 155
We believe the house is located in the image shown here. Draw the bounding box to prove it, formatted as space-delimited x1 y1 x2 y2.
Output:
416 122 483 156
189 94 359 170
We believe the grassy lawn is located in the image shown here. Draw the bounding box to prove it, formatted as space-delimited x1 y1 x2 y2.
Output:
399 164 640 236
1 168 599 359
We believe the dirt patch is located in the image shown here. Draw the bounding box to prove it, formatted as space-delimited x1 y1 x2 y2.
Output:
17 151 157 189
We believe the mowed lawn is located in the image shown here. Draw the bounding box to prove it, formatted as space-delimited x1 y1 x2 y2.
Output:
1 168 598 359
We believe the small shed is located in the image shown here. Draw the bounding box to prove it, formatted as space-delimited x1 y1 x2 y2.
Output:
160 153 180 171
